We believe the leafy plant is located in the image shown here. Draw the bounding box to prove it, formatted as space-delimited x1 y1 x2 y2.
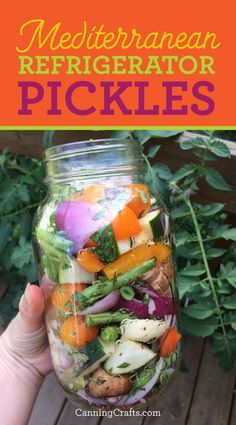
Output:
0 150 46 322
133 130 236 372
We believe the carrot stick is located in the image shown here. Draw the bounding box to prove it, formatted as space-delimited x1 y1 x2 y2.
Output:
77 249 104 272
160 328 181 357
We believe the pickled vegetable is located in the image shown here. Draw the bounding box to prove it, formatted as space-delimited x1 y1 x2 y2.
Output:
34 177 180 411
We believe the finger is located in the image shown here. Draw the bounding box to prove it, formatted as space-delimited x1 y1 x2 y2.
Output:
4 284 48 357
18 284 45 333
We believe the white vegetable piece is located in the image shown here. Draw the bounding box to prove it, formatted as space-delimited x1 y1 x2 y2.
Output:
134 211 157 245
104 340 156 374
117 238 134 255
120 319 166 343
59 257 96 284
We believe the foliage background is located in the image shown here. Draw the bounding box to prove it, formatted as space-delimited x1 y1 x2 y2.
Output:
0 130 235 371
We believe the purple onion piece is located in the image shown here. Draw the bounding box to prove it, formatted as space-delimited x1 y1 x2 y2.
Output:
150 204 161 213
134 283 160 298
148 296 173 317
116 297 149 318
134 283 174 317
80 290 120 315
55 202 69 229
55 201 107 252
77 389 121 406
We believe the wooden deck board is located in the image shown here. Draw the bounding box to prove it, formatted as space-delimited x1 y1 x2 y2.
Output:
185 339 236 425
142 337 204 425
228 386 236 425
56 400 100 425
27 373 66 425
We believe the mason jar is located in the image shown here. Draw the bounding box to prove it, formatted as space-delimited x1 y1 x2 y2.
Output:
33 138 181 410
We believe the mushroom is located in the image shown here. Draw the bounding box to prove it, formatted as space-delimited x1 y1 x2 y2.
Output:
88 368 131 398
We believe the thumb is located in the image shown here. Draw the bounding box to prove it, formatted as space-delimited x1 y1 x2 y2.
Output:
4 284 48 358
18 283 45 332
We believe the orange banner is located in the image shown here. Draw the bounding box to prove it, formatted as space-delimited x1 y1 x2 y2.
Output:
0 0 235 127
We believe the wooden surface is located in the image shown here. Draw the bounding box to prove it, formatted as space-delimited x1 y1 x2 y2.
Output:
27 336 236 425
0 130 235 213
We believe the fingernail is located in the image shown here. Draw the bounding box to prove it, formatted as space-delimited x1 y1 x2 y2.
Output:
24 283 32 305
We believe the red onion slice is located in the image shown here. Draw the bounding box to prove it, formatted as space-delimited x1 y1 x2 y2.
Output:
134 284 173 317
55 201 107 252
116 297 149 318
76 389 121 406
79 290 120 315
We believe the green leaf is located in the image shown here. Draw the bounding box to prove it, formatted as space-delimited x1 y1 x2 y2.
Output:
198 203 224 216
147 145 161 158
153 163 172 180
221 228 236 242
18 185 30 203
11 237 34 268
117 362 130 368
133 130 183 144
180 137 204 150
171 164 196 182
209 140 231 158
221 293 236 309
206 248 226 258
181 263 205 276
176 244 202 260
205 168 232 191
92 207 106 221
180 314 218 337
175 231 191 247
18 261 37 282
177 276 198 299
111 130 131 139
218 262 236 287
171 204 190 219
183 303 215 320
223 311 236 330
139 189 148 204
192 148 217 161
212 337 236 372
91 224 119 264
0 223 12 250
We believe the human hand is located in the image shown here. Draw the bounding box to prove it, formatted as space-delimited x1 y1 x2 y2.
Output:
0 283 52 383
0 284 53 425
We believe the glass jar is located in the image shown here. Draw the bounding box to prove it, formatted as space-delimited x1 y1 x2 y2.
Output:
33 138 181 410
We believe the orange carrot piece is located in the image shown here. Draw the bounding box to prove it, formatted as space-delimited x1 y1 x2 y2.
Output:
72 184 105 203
77 249 104 273
103 242 171 279
60 315 99 348
126 184 151 217
160 328 181 357
112 206 142 240
51 283 86 312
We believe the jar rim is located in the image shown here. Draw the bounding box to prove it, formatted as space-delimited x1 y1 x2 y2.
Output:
44 138 138 161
